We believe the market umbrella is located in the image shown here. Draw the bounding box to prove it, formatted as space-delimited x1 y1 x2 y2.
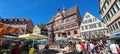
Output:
56 37 68 44
39 39 48 44
18 34 49 47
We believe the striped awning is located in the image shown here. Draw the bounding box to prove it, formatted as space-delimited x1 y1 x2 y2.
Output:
0 22 19 36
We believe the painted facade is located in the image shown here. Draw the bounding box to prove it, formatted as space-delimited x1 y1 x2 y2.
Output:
80 12 107 39
47 6 82 40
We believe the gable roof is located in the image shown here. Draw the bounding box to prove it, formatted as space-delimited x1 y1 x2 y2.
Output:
48 5 79 23
62 6 79 17
36 23 47 29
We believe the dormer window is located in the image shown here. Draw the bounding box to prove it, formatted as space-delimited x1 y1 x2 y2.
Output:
86 15 90 18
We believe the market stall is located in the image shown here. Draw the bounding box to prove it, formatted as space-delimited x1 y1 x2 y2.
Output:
18 34 49 47
0 22 20 54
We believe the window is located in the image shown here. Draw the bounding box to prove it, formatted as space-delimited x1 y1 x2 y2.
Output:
58 34 60 37
103 18 107 23
81 26 84 30
115 3 119 10
74 30 78 34
112 25 115 30
111 8 115 16
114 3 119 12
86 15 90 18
89 19 92 22
60 27 64 30
110 26 113 31
62 19 64 23
66 25 71 28
106 0 109 5
85 25 88 29
110 11 113 16
117 0 120 8
89 25 92 29
71 23 77 27
82 21 85 24
68 32 70 35
107 14 110 19
115 23 119 29
118 21 120 26
109 12 112 18
108 26 111 32
93 24 97 28
66 18 69 22
113 7 116 13
98 22 102 27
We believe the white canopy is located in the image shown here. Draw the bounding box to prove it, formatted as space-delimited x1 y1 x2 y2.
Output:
18 34 49 40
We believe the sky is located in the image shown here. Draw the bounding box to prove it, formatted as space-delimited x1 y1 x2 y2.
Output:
0 0 101 25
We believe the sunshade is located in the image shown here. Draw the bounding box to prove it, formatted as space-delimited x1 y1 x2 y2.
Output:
0 35 25 41
67 37 80 40
109 32 120 38
56 37 68 41
0 22 19 36
18 34 49 47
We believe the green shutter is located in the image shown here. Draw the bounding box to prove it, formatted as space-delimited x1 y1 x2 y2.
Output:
116 3 119 9
106 0 109 5
118 21 120 26
113 8 116 13
112 25 116 30
110 26 113 31
115 23 118 29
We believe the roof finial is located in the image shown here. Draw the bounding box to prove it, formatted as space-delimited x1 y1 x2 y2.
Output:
57 7 60 13
62 4 66 13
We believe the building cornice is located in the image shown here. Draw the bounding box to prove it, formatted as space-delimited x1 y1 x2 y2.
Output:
107 16 120 27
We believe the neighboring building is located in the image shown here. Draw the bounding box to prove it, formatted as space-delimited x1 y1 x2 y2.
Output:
99 0 120 34
80 12 107 39
33 23 48 36
0 17 34 35
47 6 82 40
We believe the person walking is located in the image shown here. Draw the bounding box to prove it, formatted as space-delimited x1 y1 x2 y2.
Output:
110 40 120 54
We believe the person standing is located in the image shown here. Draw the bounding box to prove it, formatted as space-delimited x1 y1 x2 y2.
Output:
11 43 22 54
89 42 94 54
94 42 101 54
29 47 35 54
76 41 82 54
81 40 85 54
106 40 111 54
110 40 120 54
